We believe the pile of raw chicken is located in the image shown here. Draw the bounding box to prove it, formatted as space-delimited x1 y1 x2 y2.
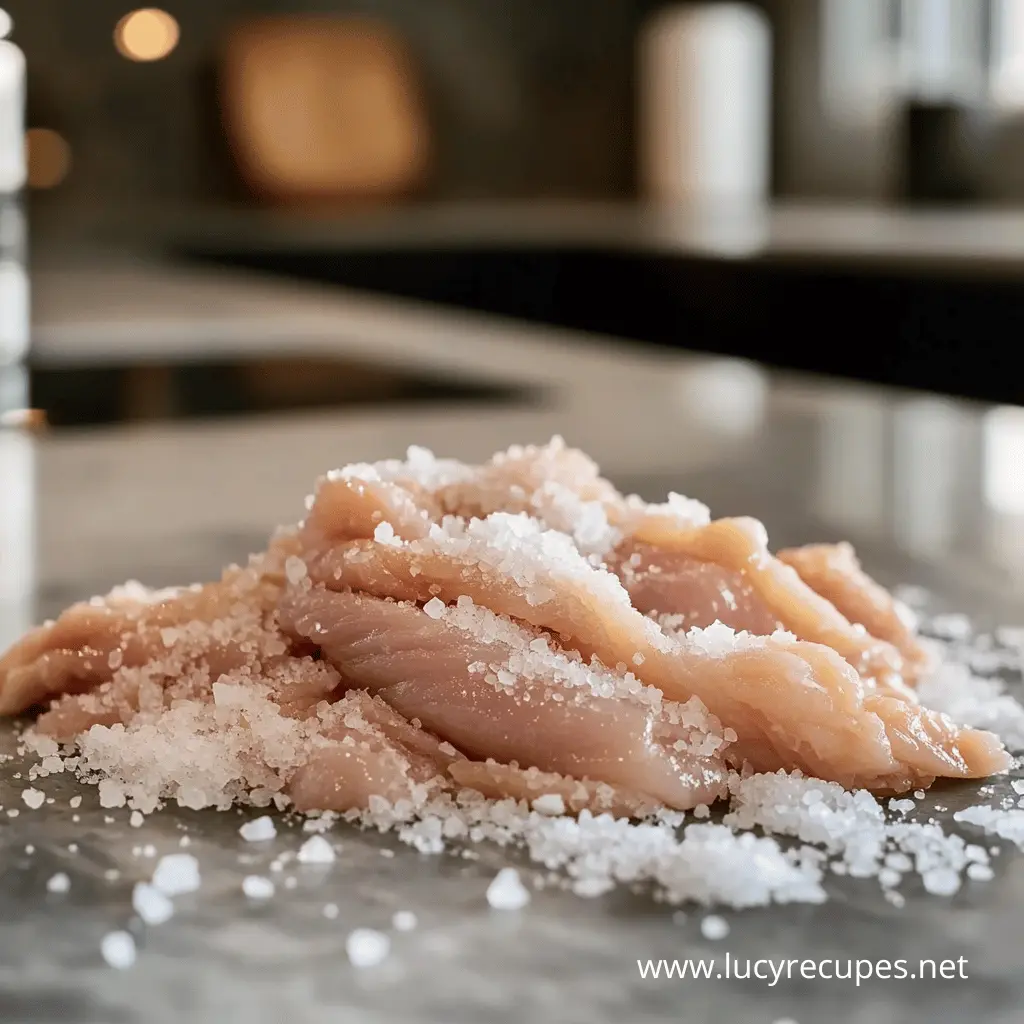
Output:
0 440 1009 815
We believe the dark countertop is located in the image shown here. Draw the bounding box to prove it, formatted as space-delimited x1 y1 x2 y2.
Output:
2 303 1024 1023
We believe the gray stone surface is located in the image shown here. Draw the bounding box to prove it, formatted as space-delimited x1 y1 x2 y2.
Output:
2 367 1023 1024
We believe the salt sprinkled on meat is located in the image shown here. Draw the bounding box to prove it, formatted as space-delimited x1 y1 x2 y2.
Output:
151 854 200 896
346 928 391 968
239 816 277 842
100 931 137 970
297 835 335 864
486 867 531 909
242 875 275 900
532 793 566 816
132 882 174 925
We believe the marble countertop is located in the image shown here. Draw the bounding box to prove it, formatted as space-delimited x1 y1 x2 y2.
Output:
34 199 1024 277
4 270 1024 1023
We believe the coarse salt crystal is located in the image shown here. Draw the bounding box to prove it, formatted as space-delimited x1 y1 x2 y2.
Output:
921 867 961 896
69 796 82 809
21 788 45 809
486 867 531 910
101 931 137 970
98 780 126 808
151 854 201 896
346 928 391 968
297 835 335 864
531 793 566 816
285 556 308 584
239 816 276 842
700 915 729 940
889 799 915 814
46 872 70 894
132 882 174 925
242 875 275 900
423 597 446 619
373 522 401 546
392 910 417 931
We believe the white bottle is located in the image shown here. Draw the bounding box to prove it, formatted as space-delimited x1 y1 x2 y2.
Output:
638 3 771 205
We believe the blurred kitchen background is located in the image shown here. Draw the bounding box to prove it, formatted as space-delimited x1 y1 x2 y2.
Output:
4 0 1024 427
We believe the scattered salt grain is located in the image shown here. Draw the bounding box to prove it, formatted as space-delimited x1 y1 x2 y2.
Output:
967 863 994 882
531 793 566 816
486 867 531 910
392 910 417 932
284 555 308 584
889 799 915 814
920 868 961 897
284 877 298 890
322 903 339 920
297 836 335 865
132 882 174 925
7 809 18 817
913 790 926 800
242 875 275 900
346 928 391 968
68 843 79 854
129 811 144 828
151 854 201 896
239 816 276 842
700 915 729 940
104 869 120 882
21 788 45 809
24 844 34 855
100 931 136 970
692 803 710 819
46 872 70 894
423 597 446 619
179 836 191 848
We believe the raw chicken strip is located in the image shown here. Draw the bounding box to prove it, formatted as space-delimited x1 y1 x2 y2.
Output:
617 518 911 693
0 571 280 717
300 525 1009 790
778 542 933 679
279 587 729 810
447 760 658 819
609 542 782 636
287 691 458 813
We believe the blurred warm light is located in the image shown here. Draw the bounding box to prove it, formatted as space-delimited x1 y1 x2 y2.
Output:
0 9 12 39
25 128 71 189
115 8 179 62
983 406 1024 514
